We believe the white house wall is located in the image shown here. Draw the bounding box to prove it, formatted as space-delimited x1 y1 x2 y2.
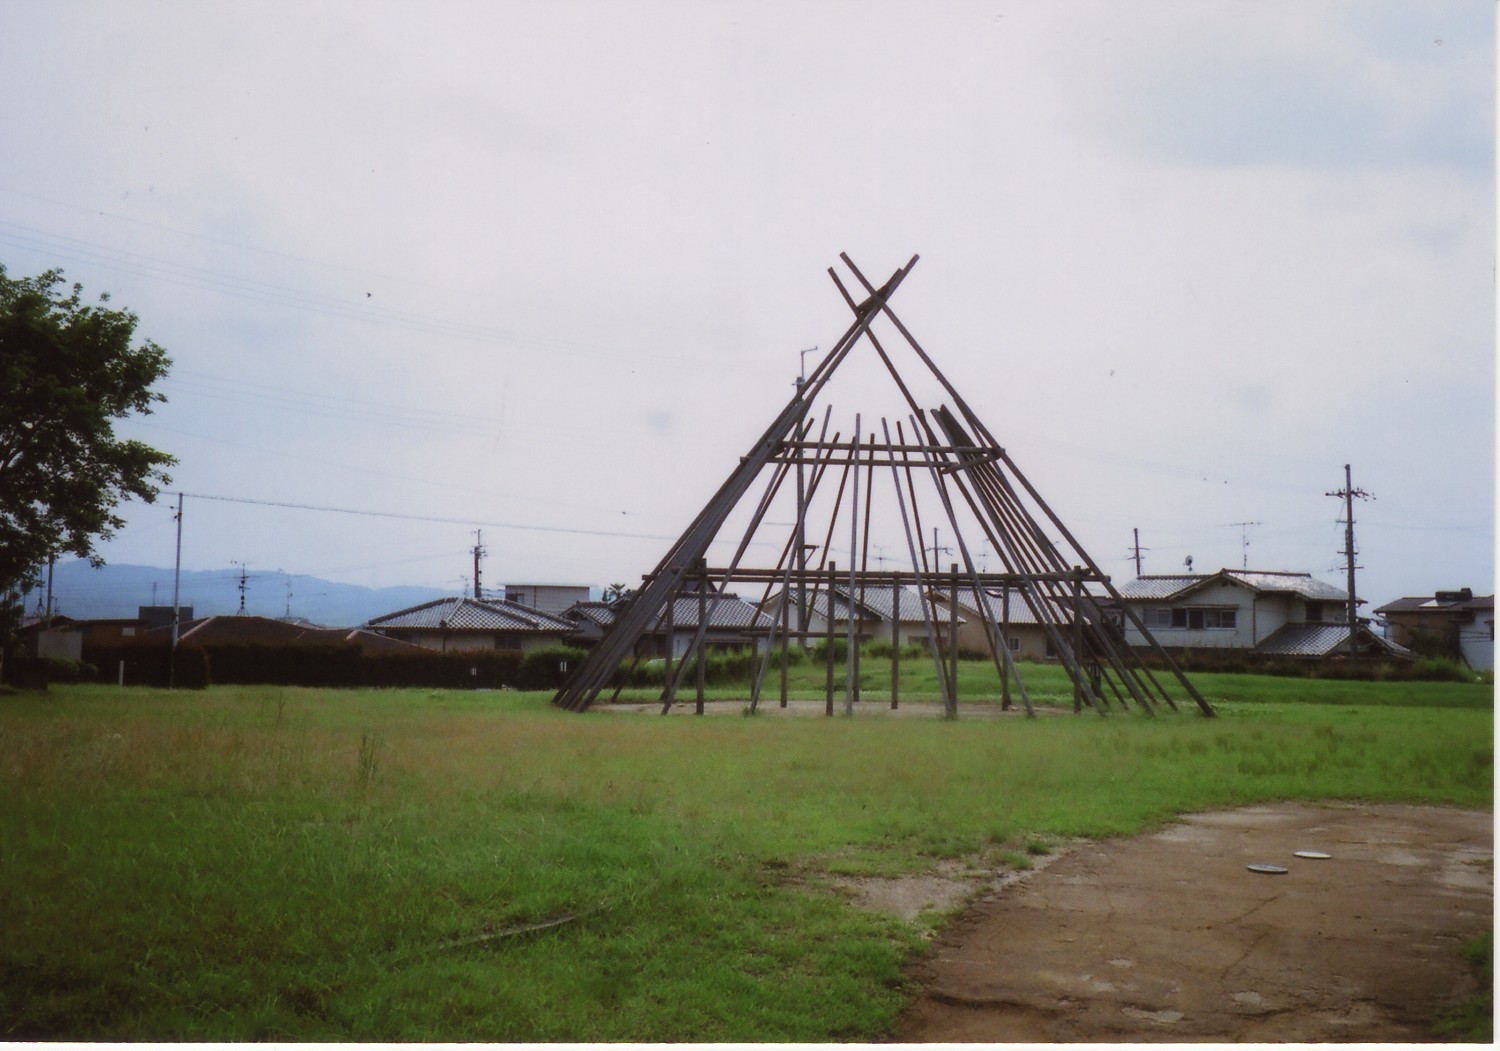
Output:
1459 618 1494 671
1124 582 1305 650
806 609 949 649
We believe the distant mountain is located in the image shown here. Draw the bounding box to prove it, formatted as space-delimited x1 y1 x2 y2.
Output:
32 560 452 628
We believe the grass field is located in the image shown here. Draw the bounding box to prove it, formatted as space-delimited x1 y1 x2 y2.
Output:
1 668 1491 1040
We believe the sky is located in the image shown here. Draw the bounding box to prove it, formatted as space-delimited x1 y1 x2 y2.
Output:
1 0 1493 618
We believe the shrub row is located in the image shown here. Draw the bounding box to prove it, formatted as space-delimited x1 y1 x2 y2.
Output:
75 642 592 691
1140 648 1475 682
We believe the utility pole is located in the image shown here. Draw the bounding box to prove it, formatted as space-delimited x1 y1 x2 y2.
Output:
1327 464 1373 657
1129 528 1147 577
170 493 182 688
1227 521 1262 570
926 527 951 565
471 529 486 600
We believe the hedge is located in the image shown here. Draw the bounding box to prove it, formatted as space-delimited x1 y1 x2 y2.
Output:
75 642 594 691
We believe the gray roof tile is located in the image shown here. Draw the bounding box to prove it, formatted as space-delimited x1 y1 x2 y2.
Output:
367 596 575 633
933 587 1071 626
1254 623 1410 657
1120 570 1347 603
653 594 775 631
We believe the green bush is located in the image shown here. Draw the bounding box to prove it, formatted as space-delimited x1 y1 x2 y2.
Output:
81 643 211 689
516 646 590 690
862 640 927 661
42 657 96 684
358 649 522 689
1410 657 1474 683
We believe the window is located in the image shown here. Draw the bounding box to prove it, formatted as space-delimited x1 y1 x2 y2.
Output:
1146 607 1236 630
1008 636 1020 653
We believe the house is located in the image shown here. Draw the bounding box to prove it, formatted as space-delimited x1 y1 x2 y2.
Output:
929 586 1076 660
364 596 576 653
501 584 592 617
559 590 778 659
558 600 618 648
145 614 417 653
1375 589 1494 671
764 584 955 649
1118 569 1405 659
635 591 776 659
11 615 86 662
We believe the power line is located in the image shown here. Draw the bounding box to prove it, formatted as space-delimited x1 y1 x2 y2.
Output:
178 491 679 542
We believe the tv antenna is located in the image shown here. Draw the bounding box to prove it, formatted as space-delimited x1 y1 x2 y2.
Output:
231 561 249 615
1226 521 1262 569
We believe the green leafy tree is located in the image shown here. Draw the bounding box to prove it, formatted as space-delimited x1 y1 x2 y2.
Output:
0 265 176 608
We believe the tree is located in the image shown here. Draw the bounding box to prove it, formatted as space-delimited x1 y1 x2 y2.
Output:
0 265 176 606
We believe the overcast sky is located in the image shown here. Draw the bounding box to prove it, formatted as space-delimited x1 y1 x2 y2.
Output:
2 0 1493 615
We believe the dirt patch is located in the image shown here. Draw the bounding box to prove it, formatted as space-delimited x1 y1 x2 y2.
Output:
827 851 1075 925
894 803 1492 1043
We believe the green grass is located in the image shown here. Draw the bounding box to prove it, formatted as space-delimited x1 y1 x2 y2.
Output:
0 674 1492 1040
615 651 1491 711
1435 932 1494 1042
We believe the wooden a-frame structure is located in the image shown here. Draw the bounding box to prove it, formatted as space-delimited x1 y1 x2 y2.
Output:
553 254 1213 718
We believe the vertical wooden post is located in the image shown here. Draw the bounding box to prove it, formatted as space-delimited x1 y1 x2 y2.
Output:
661 593 676 711
891 596 901 709
779 582 790 707
1001 585 1011 711
846 424 859 716
696 567 707 715
948 563 960 713
1072 567 1084 714
825 562 837 717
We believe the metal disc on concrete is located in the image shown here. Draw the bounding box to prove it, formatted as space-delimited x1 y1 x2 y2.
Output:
1294 851 1332 860
1247 863 1289 874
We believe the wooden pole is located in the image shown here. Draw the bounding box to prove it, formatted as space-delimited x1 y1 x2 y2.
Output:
825 562 837 716
696 566 707 715
1001 587 1011 710
949 563 960 712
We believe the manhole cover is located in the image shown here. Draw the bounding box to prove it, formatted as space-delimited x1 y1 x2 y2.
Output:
1247 863 1289 874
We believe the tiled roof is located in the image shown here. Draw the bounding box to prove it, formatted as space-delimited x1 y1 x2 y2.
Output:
932 587 1070 626
1254 623 1410 658
1226 571 1348 601
173 615 310 645
797 585 933 623
563 602 618 628
366 596 575 633
841 585 931 623
147 617 421 651
651 594 775 631
1120 570 1347 603
1375 593 1494 615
